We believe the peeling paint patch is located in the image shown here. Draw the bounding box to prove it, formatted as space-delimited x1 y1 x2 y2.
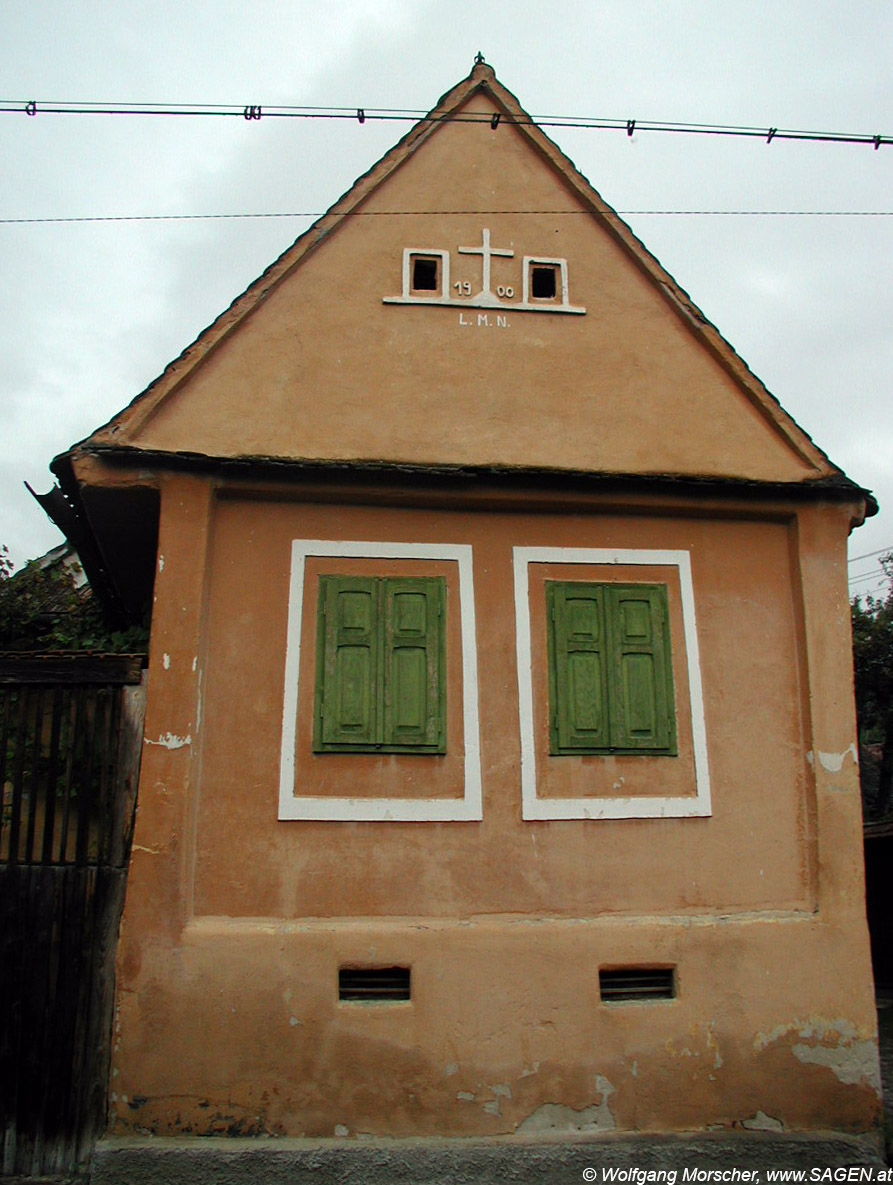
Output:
743 1110 784 1132
456 1091 475 1102
158 555 164 572
334 1124 348 1137
443 1063 458 1077
793 1039 879 1087
816 744 858 773
483 1100 500 1116
516 1075 616 1135
144 732 192 750
756 1016 853 1052
163 653 171 670
754 1016 881 1093
192 656 197 672
706 1021 724 1069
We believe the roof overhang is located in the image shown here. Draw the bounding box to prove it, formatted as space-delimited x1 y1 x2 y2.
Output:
44 442 876 620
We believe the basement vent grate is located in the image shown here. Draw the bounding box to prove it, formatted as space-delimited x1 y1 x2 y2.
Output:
338 966 411 1002
599 966 675 1002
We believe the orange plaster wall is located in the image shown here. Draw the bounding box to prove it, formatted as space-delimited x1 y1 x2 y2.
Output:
190 494 809 920
129 92 817 485
109 477 879 1139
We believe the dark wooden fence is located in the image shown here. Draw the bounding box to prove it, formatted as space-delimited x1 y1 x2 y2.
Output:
0 653 145 1178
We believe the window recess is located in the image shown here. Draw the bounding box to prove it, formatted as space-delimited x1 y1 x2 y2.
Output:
546 581 677 756
411 255 439 291
314 574 446 754
530 264 558 299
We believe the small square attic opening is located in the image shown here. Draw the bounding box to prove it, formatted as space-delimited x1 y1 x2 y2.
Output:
411 255 440 292
530 264 558 299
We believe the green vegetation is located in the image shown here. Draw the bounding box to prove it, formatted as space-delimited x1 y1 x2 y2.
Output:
852 557 893 823
0 543 148 653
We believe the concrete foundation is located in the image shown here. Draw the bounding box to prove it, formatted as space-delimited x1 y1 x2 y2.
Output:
89 1132 886 1185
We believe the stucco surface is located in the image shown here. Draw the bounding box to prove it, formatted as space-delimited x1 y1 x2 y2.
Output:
187 496 805 918
74 68 874 1148
120 92 820 484
102 474 879 1140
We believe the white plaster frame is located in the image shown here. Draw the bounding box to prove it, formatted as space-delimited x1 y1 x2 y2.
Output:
513 546 711 821
521 256 573 308
279 540 482 822
383 245 585 314
397 248 451 302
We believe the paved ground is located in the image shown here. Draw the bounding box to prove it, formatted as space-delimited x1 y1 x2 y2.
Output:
87 1130 887 1185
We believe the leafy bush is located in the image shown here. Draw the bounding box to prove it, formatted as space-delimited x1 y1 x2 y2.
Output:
852 557 893 822
0 544 148 653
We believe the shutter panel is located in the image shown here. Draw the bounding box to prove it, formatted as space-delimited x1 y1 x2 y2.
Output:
382 577 445 752
316 575 378 749
607 584 676 753
547 582 610 753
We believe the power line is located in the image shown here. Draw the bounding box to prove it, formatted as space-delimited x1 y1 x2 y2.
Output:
850 571 886 585
0 98 889 149
847 546 892 590
849 545 893 564
2 209 892 227
850 582 891 598
849 566 892 586
843 580 885 597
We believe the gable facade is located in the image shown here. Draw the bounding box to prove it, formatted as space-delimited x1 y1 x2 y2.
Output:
51 62 880 1140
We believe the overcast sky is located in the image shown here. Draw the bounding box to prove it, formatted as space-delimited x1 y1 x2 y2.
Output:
2 1 891 598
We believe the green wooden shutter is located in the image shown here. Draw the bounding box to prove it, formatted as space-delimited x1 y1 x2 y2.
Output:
314 574 446 754
382 577 446 752
547 581 610 753
606 584 676 753
315 575 378 750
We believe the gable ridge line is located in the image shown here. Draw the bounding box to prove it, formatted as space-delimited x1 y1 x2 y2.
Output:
68 60 836 480
468 77 837 476
69 65 493 451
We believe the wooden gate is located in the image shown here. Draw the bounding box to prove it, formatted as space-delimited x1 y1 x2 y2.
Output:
0 653 145 1178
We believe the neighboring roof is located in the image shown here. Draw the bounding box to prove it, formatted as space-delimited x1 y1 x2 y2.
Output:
51 59 872 509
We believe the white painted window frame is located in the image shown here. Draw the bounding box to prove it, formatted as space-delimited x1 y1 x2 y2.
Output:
279 540 482 822
521 256 570 307
400 248 451 301
513 546 712 821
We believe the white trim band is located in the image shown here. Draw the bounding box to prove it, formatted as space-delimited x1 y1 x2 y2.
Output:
279 540 482 822
513 546 712 821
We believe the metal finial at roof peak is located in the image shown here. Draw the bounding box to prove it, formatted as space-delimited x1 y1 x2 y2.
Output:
474 51 485 64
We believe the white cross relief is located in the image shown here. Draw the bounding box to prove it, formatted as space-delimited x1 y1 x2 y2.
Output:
458 228 513 302
383 227 586 315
